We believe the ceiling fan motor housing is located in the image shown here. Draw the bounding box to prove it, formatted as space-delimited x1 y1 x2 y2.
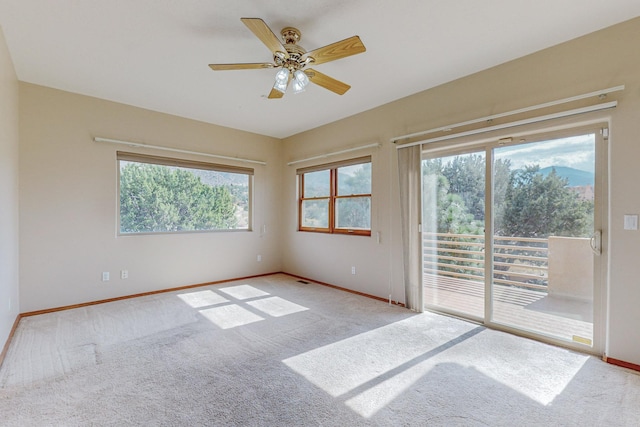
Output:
276 27 308 71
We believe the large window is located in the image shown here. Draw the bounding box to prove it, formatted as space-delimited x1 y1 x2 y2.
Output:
118 152 252 234
298 157 371 235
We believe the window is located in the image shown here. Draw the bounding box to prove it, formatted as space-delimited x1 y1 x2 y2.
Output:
117 152 252 234
298 157 371 235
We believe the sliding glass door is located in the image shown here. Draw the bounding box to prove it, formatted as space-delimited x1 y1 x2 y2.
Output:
422 125 605 351
491 131 600 345
422 151 486 321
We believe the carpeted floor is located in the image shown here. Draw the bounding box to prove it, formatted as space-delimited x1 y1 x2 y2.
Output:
1 273 639 426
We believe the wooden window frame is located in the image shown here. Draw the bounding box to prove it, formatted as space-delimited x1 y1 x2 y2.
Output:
298 157 371 236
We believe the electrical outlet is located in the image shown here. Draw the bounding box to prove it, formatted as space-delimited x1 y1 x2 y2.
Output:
121 270 128 279
351 266 356 275
102 272 110 282
257 255 262 262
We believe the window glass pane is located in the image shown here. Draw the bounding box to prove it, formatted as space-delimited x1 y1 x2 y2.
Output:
303 170 330 198
335 197 371 229
119 161 249 233
337 163 371 196
301 199 329 228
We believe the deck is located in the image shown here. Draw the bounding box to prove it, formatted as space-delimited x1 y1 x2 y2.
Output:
423 273 593 344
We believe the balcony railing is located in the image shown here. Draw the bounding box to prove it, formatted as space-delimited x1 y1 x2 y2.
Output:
423 232 594 343
423 232 549 292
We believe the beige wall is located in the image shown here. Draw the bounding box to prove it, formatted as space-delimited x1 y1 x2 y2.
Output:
282 17 640 364
19 84 282 313
15 17 640 365
0 26 20 348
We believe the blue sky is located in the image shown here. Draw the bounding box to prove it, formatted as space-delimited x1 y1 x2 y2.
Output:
494 133 596 173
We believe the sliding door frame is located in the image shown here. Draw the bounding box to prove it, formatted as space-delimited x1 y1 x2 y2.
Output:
420 113 610 355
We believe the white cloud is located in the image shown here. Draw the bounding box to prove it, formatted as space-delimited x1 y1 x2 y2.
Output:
494 134 595 172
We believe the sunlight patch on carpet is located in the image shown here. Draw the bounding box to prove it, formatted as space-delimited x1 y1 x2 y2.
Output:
472 347 590 405
199 305 264 329
184 285 308 329
246 296 308 317
177 290 229 308
219 284 270 300
283 315 479 417
344 353 436 417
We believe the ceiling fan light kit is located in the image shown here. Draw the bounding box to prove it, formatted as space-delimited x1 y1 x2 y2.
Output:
209 18 366 99
291 70 310 94
274 68 290 93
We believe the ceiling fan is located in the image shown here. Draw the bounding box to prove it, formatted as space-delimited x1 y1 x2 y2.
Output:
209 18 366 98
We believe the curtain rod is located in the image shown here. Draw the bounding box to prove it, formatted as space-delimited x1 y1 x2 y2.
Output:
391 85 624 144
395 101 617 150
94 137 267 166
287 142 380 166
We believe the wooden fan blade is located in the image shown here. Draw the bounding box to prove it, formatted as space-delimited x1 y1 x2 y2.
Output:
241 18 289 59
304 68 351 95
304 36 366 66
209 63 275 71
268 88 285 99
267 72 291 99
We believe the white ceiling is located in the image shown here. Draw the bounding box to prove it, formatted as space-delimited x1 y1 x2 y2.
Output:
1 1 639 139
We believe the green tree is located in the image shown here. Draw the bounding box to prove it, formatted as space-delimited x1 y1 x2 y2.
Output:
422 169 483 278
423 157 594 285
423 173 483 235
492 158 512 233
423 156 487 235
340 163 371 194
120 163 238 233
442 154 485 222
500 165 593 238
336 163 371 229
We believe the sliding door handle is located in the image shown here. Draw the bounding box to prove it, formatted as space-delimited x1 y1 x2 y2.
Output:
590 230 602 255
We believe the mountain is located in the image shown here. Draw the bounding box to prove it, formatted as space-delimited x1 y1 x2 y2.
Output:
193 169 248 187
539 166 594 187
